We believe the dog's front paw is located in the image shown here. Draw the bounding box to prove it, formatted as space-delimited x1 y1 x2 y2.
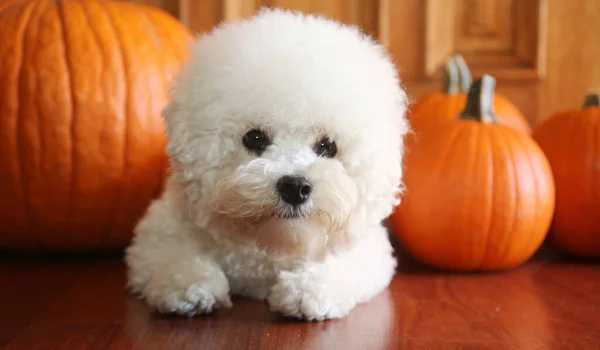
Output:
267 272 354 321
145 280 232 317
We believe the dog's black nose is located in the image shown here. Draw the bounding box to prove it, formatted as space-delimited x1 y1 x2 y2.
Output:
276 175 312 206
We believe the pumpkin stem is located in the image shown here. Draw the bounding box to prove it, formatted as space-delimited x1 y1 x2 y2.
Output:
453 53 472 93
444 57 460 94
458 74 498 124
583 91 600 107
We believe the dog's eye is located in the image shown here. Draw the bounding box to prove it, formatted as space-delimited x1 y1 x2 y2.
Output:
314 137 337 158
242 129 271 154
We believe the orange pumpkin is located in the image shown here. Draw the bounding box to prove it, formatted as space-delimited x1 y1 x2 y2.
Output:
532 92 600 259
0 0 192 251
391 75 555 271
408 55 532 135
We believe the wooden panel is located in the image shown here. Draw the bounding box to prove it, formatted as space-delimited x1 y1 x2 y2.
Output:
424 0 547 81
539 0 600 125
179 0 224 34
220 0 381 38
125 0 598 126
388 0 542 126
424 0 456 77
172 0 384 38
454 0 513 52
514 0 548 80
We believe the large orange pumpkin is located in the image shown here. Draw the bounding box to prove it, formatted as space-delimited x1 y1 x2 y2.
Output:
532 92 600 259
391 75 555 271
408 55 532 135
0 0 192 251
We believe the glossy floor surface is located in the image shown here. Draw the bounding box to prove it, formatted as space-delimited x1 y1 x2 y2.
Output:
1 244 599 349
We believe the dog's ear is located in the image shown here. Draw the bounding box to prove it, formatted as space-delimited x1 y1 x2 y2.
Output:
161 98 235 184
160 102 202 193
161 101 209 222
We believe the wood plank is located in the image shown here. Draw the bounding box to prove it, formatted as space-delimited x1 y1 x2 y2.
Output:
0 253 98 346
2 246 599 349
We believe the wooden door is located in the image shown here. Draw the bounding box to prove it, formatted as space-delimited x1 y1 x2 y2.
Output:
127 0 600 127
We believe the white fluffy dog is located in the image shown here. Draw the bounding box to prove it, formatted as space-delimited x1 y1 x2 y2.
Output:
125 8 409 321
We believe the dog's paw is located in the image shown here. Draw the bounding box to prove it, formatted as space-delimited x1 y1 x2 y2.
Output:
145 282 232 317
267 272 354 321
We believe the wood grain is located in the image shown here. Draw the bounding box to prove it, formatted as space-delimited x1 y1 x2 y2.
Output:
424 0 456 77
455 0 513 52
178 0 223 34
539 0 600 125
125 0 599 126
1 244 599 349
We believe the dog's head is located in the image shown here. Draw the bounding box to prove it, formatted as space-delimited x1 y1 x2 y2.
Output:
163 9 409 260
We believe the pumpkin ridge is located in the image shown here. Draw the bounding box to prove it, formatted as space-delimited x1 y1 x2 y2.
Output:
139 11 167 88
562 111 584 234
137 9 175 227
438 124 470 268
149 8 192 63
479 125 495 269
31 3 46 246
586 108 599 248
464 124 484 269
102 2 149 247
56 0 78 240
144 9 185 64
530 130 553 260
494 128 519 268
79 1 104 73
509 129 541 265
98 0 130 242
431 124 466 177
593 110 600 252
398 124 465 264
22 0 49 246
104 7 168 246
13 0 37 247
80 0 123 247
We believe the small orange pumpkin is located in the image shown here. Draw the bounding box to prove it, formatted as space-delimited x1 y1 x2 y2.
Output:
391 75 555 271
532 92 600 259
0 0 192 251
408 55 532 135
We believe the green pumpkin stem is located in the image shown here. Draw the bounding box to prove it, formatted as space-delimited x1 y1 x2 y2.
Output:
453 54 472 93
583 91 600 107
458 74 498 124
444 57 460 95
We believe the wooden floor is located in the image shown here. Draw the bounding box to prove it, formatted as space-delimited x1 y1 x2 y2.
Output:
1 243 599 350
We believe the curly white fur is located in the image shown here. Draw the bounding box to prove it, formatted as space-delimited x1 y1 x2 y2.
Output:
125 8 409 321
